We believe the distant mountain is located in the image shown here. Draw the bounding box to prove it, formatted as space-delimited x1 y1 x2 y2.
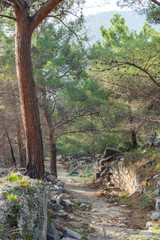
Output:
84 11 160 45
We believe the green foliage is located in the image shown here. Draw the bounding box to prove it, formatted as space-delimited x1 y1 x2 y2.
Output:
156 163 160 170
135 190 155 210
6 193 19 201
7 173 21 182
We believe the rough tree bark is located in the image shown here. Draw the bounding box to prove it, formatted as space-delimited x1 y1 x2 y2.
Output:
4 128 17 167
9 0 63 179
129 113 138 149
16 120 26 168
13 7 44 178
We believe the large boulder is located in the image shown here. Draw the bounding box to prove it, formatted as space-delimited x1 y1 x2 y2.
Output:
0 172 47 240
103 147 120 158
62 227 82 240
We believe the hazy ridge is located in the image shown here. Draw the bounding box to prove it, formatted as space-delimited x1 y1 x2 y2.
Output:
85 11 160 44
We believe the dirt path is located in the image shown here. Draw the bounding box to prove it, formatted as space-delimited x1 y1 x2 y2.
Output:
57 161 160 240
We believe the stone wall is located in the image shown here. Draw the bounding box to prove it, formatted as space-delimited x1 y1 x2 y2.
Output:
110 160 143 194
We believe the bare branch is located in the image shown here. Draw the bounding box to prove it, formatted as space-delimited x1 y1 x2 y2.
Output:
0 1 11 7
151 0 160 7
10 0 21 8
93 59 160 88
47 15 79 40
0 14 16 21
30 0 64 34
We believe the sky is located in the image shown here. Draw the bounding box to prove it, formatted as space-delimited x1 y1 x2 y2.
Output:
83 0 130 16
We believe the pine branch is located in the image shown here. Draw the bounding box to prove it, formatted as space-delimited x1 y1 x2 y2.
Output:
0 14 16 20
151 0 160 7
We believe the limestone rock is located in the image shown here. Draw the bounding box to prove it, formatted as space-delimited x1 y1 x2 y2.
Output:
154 188 160 196
103 147 120 158
47 175 57 184
52 203 63 212
153 138 160 147
62 199 75 212
0 173 47 240
146 222 153 229
62 227 82 240
99 157 113 166
111 190 119 196
47 221 60 240
56 194 65 205
153 175 159 180
150 212 160 220
156 180 160 187
155 197 160 211
55 210 68 218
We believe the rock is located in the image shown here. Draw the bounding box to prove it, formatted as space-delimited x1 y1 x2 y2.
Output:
155 197 160 211
105 182 111 187
116 156 124 161
62 227 82 240
0 174 48 240
79 203 86 210
50 184 63 193
55 210 68 218
62 238 79 240
98 166 106 172
119 217 127 221
48 200 55 208
47 175 57 184
71 169 79 176
56 181 65 188
47 221 60 240
103 147 120 158
95 172 100 179
57 230 63 239
153 175 159 180
141 142 150 149
52 203 63 212
156 180 160 187
150 212 160 220
62 199 74 212
119 223 126 227
120 205 128 208
153 138 160 147
100 168 108 177
154 188 160 196
111 190 119 196
79 202 92 210
145 160 151 166
94 178 102 184
105 164 112 171
146 222 153 229
0 168 10 177
99 157 113 166
56 194 65 205
145 177 151 182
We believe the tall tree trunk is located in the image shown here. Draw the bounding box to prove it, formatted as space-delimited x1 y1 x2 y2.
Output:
129 112 138 149
41 90 57 176
13 7 44 179
131 130 138 149
48 121 57 177
16 120 26 168
5 128 17 167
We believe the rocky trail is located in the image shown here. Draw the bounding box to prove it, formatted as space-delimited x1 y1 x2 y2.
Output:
57 161 160 240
